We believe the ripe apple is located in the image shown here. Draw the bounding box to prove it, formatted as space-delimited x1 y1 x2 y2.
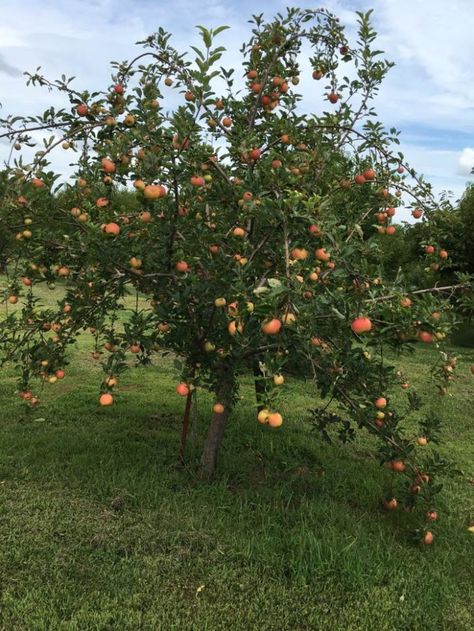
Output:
261 319 282 335
76 103 88 116
103 222 120 236
315 248 330 262
101 157 116 173
291 247 308 260
391 460 406 472
227 302 239 316
138 211 152 223
99 393 114 406
175 261 189 273
418 331 434 343
268 412 283 427
327 92 339 104
417 436 428 446
384 498 398 510
214 297 226 308
273 374 284 385
144 184 166 199
354 174 366 185
190 175 205 187
213 403 225 414
258 409 270 424
351 317 372 334
423 531 434 545
129 257 142 269
249 148 261 161
57 266 70 277
228 320 244 336
375 397 387 409
176 383 189 397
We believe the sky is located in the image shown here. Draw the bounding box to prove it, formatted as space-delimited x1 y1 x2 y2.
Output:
1 0 473 214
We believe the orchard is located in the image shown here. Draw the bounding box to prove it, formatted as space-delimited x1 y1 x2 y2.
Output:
0 7 471 544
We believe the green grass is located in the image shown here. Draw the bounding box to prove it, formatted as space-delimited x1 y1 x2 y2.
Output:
0 287 473 629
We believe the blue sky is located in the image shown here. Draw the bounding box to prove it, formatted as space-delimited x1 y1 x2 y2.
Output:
1 0 473 215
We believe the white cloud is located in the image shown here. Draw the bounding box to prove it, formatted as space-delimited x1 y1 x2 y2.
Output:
457 148 474 176
368 0 474 133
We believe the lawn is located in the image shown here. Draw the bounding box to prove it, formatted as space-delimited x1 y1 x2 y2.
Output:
0 288 473 629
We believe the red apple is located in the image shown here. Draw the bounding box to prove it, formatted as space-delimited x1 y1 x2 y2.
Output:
351 317 372 334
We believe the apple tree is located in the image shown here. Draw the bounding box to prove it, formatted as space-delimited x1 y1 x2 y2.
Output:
1 8 470 541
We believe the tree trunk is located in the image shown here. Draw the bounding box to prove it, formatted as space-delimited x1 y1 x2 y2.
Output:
179 389 193 463
253 360 266 414
200 367 234 476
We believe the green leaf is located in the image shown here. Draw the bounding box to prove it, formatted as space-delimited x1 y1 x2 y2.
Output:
267 278 282 288
190 46 205 61
213 26 230 37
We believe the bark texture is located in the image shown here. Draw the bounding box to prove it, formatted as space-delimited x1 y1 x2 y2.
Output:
179 389 193 462
253 360 266 414
200 366 234 476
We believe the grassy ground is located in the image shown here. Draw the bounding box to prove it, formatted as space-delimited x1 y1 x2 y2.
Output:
0 287 473 629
